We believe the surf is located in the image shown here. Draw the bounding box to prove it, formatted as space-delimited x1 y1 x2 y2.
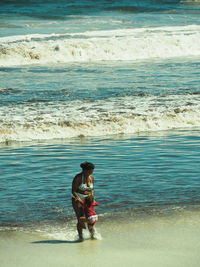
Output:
1 25 200 66
0 93 200 142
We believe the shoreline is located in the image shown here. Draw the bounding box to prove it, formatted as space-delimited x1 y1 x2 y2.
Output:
1 210 200 267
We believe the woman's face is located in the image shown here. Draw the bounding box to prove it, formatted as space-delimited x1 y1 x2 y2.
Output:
84 168 94 176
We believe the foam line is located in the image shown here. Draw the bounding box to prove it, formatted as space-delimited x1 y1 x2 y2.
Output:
1 25 200 66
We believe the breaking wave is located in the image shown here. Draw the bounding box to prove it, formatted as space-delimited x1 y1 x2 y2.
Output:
1 94 200 142
1 25 200 66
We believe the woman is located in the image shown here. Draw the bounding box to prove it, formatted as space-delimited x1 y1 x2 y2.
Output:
72 161 95 240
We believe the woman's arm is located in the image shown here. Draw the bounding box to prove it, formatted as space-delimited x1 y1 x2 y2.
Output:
75 196 84 206
72 175 81 198
91 175 94 196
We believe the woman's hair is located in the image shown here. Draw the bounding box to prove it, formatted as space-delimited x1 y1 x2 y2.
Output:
85 194 94 206
80 161 95 171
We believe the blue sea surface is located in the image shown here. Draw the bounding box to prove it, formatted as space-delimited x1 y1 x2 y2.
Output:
0 0 200 231
0 129 200 227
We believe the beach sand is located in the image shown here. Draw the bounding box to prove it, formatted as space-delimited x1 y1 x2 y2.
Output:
1 211 200 267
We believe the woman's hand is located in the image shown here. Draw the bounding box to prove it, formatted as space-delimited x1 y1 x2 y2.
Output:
75 196 82 202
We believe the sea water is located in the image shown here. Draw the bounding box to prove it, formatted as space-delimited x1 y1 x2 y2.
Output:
0 0 200 266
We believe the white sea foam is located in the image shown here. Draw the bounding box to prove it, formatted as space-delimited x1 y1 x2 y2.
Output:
1 25 200 66
29 222 102 241
0 94 200 142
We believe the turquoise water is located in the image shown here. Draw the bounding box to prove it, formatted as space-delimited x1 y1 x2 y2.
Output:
0 0 200 235
1 129 200 227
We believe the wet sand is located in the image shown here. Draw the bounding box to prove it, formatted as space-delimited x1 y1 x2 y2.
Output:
1 212 200 267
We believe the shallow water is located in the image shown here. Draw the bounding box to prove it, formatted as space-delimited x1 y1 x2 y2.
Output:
0 128 200 228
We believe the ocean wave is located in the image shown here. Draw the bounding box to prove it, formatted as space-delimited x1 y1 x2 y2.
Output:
0 25 200 66
1 94 200 142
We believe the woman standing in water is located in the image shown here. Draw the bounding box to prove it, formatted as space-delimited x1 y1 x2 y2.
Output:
72 161 95 240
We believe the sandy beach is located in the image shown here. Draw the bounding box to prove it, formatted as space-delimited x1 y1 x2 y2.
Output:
1 210 200 267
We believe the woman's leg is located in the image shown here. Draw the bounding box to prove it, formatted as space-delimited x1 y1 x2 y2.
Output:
72 198 86 239
80 216 87 223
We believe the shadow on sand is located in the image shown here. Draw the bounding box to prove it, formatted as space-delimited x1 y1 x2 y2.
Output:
32 239 82 244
